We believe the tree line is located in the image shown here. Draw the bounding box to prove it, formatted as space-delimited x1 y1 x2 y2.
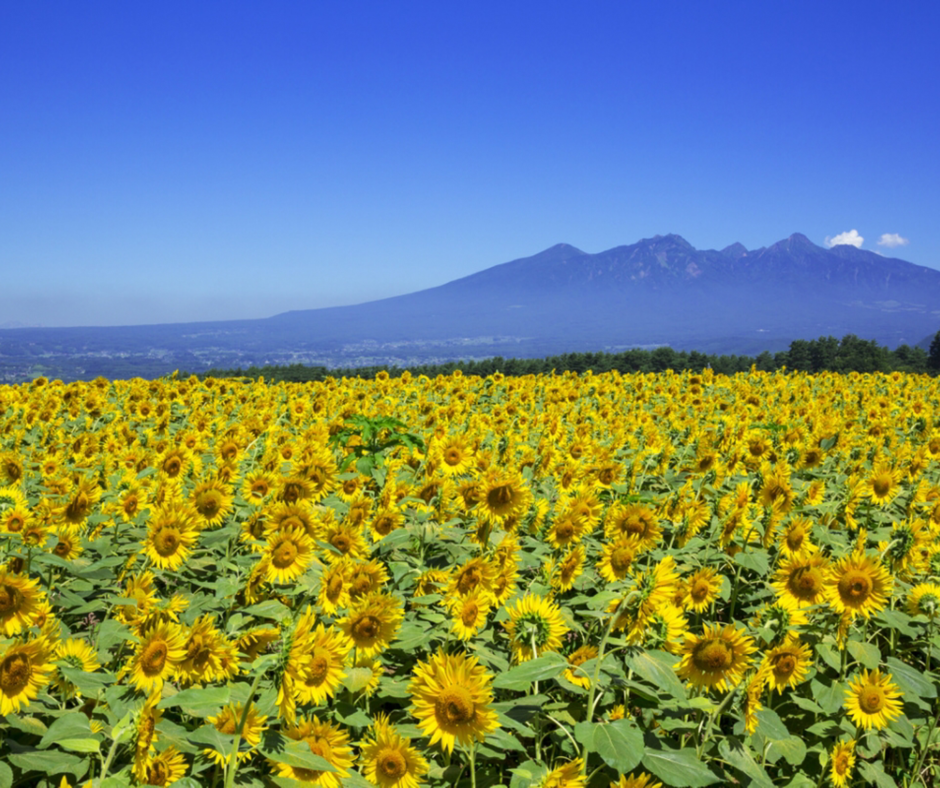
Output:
197 332 940 382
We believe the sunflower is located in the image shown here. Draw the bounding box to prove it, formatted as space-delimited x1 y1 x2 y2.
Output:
0 485 28 513
844 669 903 729
408 649 500 753
338 592 404 658
762 637 812 693
611 774 663 788
369 507 403 540
358 713 429 788
204 703 268 765
236 627 280 663
907 582 940 618
273 715 353 787
318 560 351 615
563 646 598 690
825 551 893 619
142 503 199 572
603 502 661 551
741 666 768 735
676 623 756 692
627 603 688 654
750 598 808 645
133 693 162 777
54 638 101 698
477 469 532 524
189 478 234 528
0 570 45 636
597 537 638 583
681 567 722 613
772 554 829 608
828 739 856 788
504 594 569 663
447 556 498 599
139 746 188 786
241 469 277 504
548 545 585 592
436 436 475 477
300 449 340 502
321 520 368 563
58 475 101 526
127 621 187 693
447 589 493 641
178 615 233 686
778 517 817 560
545 508 588 550
0 637 54 715
51 526 83 561
539 759 585 788
0 504 31 536
294 624 352 706
263 526 316 584
346 560 389 602
866 463 903 506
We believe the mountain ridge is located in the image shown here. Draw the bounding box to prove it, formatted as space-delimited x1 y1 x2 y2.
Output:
2 233 938 381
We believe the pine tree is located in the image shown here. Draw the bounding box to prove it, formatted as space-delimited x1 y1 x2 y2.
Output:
928 331 940 373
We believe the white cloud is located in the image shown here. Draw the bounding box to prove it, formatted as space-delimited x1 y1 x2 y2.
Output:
825 229 864 248
878 233 909 248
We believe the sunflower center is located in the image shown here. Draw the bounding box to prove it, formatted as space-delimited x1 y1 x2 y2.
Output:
196 491 222 518
692 639 734 672
0 584 25 615
308 650 330 684
610 547 634 574
374 516 394 536
487 484 514 512
343 479 358 495
691 580 711 602
350 574 372 597
6 514 25 532
154 528 182 557
457 567 481 595
141 641 169 676
54 540 72 557
461 602 479 626
872 476 891 497
554 521 575 541
123 496 140 516
790 567 823 599
352 615 381 641
272 540 299 568
377 746 407 778
774 654 796 678
163 457 182 477
326 575 344 599
444 448 463 466
0 653 30 693
838 570 872 604
435 685 476 726
786 528 805 550
859 686 885 714
250 480 270 498
148 762 170 785
330 534 351 554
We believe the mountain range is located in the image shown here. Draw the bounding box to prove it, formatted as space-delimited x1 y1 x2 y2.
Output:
2 233 939 381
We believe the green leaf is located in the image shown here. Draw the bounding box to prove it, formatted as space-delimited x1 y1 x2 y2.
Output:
592 719 644 774
96 618 134 652
0 762 13 788
262 738 337 773
847 639 881 670
492 652 569 690
243 599 291 620
39 713 92 749
509 760 549 788
875 609 918 637
857 759 899 788
56 738 101 753
815 642 841 672
885 657 937 700
157 685 231 717
188 725 237 754
627 649 687 700
810 678 847 714
642 743 720 786
755 708 790 741
342 667 376 694
766 736 806 766
733 549 770 576
718 738 774 788
7 749 88 778
58 665 115 695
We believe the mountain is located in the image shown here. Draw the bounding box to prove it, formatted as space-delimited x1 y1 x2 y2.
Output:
2 234 939 381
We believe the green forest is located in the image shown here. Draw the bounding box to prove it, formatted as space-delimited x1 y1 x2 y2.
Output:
199 332 940 382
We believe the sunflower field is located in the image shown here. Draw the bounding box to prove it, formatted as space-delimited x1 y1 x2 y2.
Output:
1 367 940 788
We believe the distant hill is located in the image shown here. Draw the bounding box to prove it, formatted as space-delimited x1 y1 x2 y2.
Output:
2 233 939 381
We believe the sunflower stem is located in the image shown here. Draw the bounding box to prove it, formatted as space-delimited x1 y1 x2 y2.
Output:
696 687 737 759
530 633 542 762
909 701 940 788
581 594 624 773
468 740 477 788
223 666 266 788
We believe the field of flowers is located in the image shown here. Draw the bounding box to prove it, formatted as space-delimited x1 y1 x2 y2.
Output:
1 367 939 787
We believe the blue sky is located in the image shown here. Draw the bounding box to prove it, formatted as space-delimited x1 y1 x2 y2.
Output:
2 2 938 327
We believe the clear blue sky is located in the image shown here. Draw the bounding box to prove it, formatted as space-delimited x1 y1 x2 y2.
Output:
2 2 938 327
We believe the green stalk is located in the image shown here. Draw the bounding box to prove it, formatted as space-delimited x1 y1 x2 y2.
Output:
909 702 940 788
223 668 266 788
